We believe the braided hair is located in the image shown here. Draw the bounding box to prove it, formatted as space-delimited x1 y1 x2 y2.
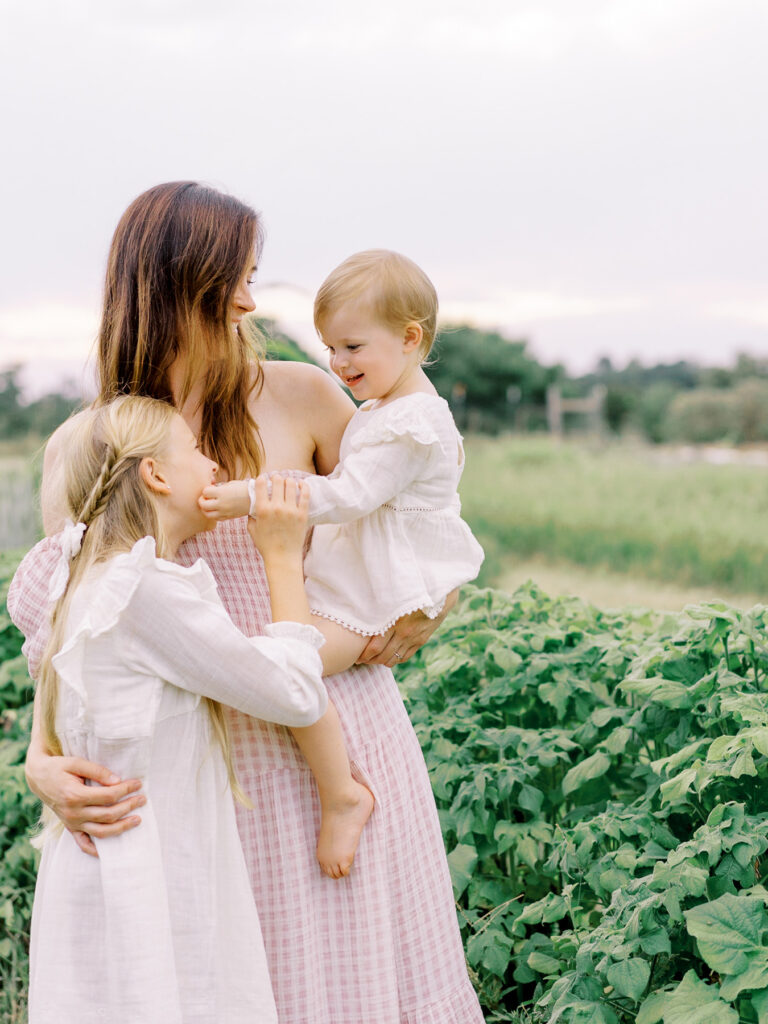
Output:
37 397 175 758
37 397 246 804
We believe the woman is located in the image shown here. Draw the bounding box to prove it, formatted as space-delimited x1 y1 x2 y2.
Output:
10 181 484 1022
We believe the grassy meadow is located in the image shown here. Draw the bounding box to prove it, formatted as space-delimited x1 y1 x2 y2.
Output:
2 434 768 608
460 436 768 608
0 448 42 552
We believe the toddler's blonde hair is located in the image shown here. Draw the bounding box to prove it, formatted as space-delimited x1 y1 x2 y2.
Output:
37 396 246 805
314 249 438 359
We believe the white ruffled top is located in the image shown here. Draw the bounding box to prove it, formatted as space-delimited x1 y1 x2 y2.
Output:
303 392 484 636
29 537 327 1024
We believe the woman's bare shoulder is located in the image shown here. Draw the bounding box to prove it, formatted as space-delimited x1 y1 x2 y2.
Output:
260 361 353 422
258 361 355 475
262 359 342 398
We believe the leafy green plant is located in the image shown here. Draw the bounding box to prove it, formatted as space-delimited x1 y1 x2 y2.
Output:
0 550 38 1024
7 544 768 1023
399 585 768 1022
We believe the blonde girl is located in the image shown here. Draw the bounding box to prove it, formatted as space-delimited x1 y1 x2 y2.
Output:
24 395 327 1024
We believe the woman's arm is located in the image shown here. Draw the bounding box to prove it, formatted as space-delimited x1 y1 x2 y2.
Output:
254 362 355 475
25 692 146 856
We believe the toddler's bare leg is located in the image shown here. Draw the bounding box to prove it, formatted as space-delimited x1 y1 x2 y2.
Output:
291 701 374 879
313 616 368 676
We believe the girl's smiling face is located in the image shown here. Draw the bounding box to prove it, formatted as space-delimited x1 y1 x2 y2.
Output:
147 415 219 550
320 299 421 403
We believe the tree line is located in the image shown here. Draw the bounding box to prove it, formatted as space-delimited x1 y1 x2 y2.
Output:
3 324 767 444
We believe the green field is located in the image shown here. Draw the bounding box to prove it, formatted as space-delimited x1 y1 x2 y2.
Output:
4 436 768 604
0 453 41 552
460 437 768 603
4 435 768 599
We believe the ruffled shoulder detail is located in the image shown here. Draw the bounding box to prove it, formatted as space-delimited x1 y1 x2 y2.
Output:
52 537 218 700
348 394 452 455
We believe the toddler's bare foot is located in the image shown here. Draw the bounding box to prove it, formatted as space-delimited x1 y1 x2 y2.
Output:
317 781 374 880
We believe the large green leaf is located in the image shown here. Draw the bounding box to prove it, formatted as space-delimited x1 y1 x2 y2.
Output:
467 927 512 979
446 843 477 899
684 894 767 976
636 971 738 1024
562 751 611 796
527 951 561 975
606 957 650 1001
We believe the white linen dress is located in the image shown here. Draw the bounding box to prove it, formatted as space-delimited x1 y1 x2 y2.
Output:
27 536 327 1024
303 392 484 635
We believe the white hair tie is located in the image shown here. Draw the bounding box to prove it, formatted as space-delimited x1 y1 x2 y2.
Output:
48 519 87 602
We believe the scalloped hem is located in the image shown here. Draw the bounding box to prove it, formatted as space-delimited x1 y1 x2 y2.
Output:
309 597 446 637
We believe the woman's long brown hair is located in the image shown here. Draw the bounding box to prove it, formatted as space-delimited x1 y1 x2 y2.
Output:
97 181 265 477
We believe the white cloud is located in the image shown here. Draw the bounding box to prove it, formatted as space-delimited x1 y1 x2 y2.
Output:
0 304 99 363
441 290 642 326
706 302 768 328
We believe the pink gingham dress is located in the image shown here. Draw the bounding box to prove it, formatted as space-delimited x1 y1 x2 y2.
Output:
10 521 484 1023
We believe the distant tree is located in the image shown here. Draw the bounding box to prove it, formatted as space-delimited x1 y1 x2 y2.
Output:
256 319 318 365
601 388 634 434
595 356 614 376
25 391 84 437
733 352 768 381
0 366 81 440
663 389 741 444
575 357 703 439
0 367 28 437
634 382 677 443
699 365 734 389
426 324 562 432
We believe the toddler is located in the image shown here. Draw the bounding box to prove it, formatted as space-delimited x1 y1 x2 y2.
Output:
202 249 484 868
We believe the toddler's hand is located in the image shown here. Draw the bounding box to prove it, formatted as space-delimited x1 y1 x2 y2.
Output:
199 480 251 520
247 474 310 561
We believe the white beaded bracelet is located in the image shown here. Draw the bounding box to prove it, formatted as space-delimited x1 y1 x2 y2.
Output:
247 478 258 518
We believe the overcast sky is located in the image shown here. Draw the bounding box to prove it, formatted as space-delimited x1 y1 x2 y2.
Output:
2 0 767 394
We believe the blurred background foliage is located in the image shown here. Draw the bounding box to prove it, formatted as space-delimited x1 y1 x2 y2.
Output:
5 323 768 446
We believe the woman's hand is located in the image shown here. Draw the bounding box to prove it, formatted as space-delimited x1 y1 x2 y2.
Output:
26 747 145 857
358 589 459 667
246 474 310 562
